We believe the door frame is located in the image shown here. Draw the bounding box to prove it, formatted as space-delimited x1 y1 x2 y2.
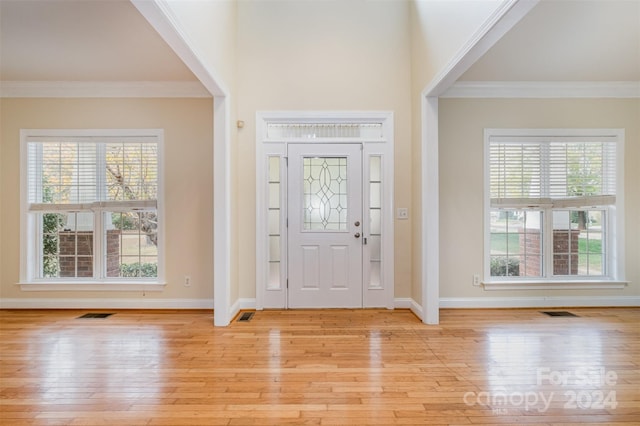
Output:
255 111 394 309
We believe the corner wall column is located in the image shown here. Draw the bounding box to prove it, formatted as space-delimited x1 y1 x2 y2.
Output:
422 95 439 324
213 96 231 326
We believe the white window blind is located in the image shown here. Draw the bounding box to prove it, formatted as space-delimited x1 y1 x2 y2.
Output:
489 137 617 209
27 137 158 211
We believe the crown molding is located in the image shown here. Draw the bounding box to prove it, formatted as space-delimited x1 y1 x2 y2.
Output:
442 81 640 98
0 80 212 98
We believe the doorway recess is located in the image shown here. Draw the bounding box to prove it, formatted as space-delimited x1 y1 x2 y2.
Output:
255 111 395 310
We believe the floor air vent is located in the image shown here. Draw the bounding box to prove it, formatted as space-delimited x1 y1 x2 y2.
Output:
77 313 114 319
237 312 255 322
541 311 578 317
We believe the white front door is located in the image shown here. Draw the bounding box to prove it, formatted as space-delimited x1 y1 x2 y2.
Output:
287 143 363 308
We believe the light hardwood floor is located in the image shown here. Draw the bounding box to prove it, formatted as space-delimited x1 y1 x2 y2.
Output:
0 308 638 425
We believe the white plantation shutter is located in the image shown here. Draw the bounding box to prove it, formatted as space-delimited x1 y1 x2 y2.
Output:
489 135 617 209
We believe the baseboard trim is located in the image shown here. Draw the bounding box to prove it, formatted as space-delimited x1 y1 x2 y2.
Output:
238 298 257 309
3 296 634 313
0 298 214 310
393 297 412 309
410 299 423 320
439 296 640 308
229 299 241 321
394 298 423 321
228 298 257 321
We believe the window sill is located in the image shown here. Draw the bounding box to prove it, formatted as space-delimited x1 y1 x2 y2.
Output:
18 282 166 292
481 280 628 291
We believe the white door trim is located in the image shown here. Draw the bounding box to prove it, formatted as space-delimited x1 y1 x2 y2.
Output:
256 111 394 310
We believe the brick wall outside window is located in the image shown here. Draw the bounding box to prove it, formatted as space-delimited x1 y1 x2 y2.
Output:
58 230 121 277
519 229 580 276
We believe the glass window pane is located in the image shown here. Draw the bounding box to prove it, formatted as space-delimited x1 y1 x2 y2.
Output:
370 156 381 182
490 210 542 277
139 257 158 277
269 156 280 182
368 155 383 288
302 157 348 231
269 183 280 209
370 209 381 235
553 210 582 276
42 212 94 278
369 235 381 262
266 156 282 290
268 262 281 290
520 255 542 277
267 122 383 139
269 236 280 262
370 182 381 209
38 143 98 204
490 233 508 256
572 209 606 276
268 209 280 235
106 143 157 201
105 210 158 278
585 254 604 275
42 213 64 277
370 261 381 288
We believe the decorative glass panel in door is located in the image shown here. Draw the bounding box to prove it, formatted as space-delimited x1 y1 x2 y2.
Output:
303 157 348 231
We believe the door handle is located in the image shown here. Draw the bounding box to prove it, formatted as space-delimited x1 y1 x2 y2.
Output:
354 233 361 238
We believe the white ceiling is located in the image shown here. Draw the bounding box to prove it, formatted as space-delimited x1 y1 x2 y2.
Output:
0 0 638 86
461 0 640 82
0 0 196 81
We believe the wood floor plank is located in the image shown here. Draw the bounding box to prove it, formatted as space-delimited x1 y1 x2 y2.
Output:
1 308 638 425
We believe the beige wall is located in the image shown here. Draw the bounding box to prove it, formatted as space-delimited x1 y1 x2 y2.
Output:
410 0 502 89
0 98 214 302
161 0 240 303
409 0 504 303
164 0 237 92
235 0 414 300
439 98 640 299
0 101 3 291
3 3 636 312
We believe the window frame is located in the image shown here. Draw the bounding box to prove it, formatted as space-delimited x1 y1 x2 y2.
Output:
483 128 626 290
19 129 165 291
